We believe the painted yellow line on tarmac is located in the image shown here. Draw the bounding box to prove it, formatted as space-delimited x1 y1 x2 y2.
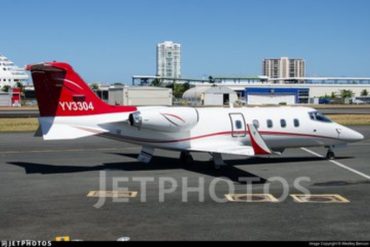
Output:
55 236 71 241
225 194 279 203
87 190 138 198
291 194 350 203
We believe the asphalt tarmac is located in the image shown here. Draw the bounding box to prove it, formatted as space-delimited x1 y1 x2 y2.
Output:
0 126 370 241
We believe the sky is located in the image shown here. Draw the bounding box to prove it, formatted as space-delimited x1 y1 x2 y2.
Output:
1 0 370 83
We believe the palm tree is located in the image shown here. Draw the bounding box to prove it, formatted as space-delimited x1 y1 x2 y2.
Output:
361 89 368 96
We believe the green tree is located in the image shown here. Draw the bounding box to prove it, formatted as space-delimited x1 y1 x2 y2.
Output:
361 89 369 96
90 83 99 91
15 82 24 90
172 83 191 98
340 89 354 99
320 94 330 99
2 85 10 92
330 92 337 99
183 82 190 91
150 78 162 87
208 76 215 84
15 82 25 101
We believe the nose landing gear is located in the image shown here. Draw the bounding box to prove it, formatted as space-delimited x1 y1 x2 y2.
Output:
326 146 335 160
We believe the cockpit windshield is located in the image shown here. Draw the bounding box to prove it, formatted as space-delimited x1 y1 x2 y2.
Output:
308 111 332 123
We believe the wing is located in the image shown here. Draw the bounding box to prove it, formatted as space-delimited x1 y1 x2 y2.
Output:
188 143 256 156
188 123 272 156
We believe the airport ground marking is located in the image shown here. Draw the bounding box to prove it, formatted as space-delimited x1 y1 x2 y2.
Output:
301 147 370 181
225 193 279 203
290 194 350 203
87 190 138 198
55 236 71 241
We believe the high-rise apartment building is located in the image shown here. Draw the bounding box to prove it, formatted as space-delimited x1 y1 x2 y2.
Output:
263 57 305 80
156 41 181 78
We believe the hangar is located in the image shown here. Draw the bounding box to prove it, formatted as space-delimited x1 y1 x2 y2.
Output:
245 88 309 105
182 86 238 106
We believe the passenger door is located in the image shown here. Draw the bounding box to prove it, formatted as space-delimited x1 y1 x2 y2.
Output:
229 113 246 137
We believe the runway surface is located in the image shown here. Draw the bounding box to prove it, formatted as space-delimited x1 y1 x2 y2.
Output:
0 126 370 241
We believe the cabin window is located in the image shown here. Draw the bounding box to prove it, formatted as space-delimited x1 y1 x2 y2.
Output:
252 119 260 129
294 119 300 127
267 119 273 128
280 119 287 128
235 120 242 130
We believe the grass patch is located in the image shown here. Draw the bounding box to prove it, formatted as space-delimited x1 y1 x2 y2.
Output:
328 114 370 126
0 118 39 132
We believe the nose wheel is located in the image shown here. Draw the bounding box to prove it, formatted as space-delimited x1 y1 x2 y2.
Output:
326 150 335 160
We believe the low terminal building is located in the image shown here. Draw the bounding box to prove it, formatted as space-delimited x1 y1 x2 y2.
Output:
245 88 309 105
108 86 173 106
190 82 370 105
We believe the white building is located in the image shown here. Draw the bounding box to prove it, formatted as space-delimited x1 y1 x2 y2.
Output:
183 86 238 106
108 86 173 106
0 54 29 88
156 41 181 79
190 82 370 105
263 57 305 82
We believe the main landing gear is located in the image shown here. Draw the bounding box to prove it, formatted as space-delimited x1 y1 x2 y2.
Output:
180 151 227 169
326 146 335 160
180 151 194 165
210 153 227 169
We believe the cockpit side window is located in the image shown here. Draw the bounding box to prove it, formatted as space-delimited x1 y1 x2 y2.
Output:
308 111 332 123
309 112 316 120
315 112 332 123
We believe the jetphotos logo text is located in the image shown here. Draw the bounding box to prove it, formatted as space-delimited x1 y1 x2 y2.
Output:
92 171 311 208
1 241 51 247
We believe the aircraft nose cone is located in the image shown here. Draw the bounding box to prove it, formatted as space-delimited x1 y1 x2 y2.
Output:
347 129 365 142
354 131 365 141
339 126 365 142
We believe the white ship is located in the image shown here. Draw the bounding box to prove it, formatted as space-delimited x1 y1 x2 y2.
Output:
0 54 29 88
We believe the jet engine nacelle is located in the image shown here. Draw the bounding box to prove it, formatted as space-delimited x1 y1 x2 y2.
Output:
128 107 199 132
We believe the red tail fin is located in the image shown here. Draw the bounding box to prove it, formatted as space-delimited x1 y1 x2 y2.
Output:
26 62 136 117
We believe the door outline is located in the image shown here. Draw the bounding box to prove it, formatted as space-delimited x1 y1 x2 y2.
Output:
229 113 247 137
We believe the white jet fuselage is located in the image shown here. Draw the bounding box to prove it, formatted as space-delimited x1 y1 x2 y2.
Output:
70 106 362 153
